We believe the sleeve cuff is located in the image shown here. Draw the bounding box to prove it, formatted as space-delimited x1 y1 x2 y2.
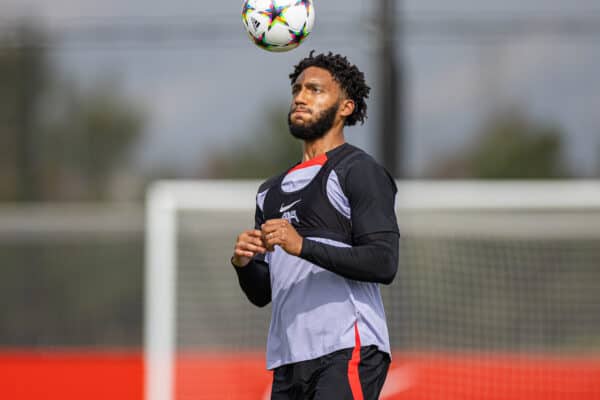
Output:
299 238 317 260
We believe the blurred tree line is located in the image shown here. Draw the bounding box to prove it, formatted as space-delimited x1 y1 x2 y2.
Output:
205 105 570 179
0 21 574 198
0 22 145 202
203 105 301 178
428 107 569 179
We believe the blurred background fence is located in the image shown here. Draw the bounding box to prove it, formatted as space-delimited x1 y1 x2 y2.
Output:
0 205 143 347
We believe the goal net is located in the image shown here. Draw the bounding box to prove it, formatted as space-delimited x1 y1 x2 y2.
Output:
145 180 600 400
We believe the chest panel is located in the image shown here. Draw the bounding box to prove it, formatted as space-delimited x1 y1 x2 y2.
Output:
262 161 352 244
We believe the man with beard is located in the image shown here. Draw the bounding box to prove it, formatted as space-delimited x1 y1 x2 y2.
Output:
231 51 399 400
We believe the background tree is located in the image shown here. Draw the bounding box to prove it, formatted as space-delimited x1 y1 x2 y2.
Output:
204 104 300 179
429 107 570 179
0 24 47 200
0 22 145 202
42 79 145 200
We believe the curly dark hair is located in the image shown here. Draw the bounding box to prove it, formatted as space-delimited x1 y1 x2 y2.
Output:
289 51 370 126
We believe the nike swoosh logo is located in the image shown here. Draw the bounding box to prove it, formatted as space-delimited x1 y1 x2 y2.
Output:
279 199 302 213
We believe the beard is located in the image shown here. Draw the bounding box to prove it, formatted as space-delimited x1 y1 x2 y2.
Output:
287 101 339 141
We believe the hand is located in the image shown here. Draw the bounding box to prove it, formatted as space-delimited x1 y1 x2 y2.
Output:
232 229 267 268
261 219 303 256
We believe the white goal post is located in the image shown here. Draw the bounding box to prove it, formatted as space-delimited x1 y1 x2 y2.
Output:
145 180 600 400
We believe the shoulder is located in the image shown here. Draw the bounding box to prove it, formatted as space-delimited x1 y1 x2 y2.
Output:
333 144 397 195
333 144 382 176
344 144 385 171
255 169 288 211
257 173 283 195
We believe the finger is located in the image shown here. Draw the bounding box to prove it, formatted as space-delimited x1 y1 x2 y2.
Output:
264 220 291 231
260 223 272 234
261 224 280 235
262 232 271 245
263 232 274 247
266 230 287 244
263 235 276 251
246 229 263 238
238 233 264 248
262 219 286 229
250 237 267 249
243 232 262 243
264 229 280 242
264 218 285 224
237 236 266 250
243 231 267 247
267 236 284 248
243 233 266 246
234 248 254 258
240 242 266 254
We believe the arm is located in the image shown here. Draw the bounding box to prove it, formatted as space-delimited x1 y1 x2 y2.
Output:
232 256 271 307
299 231 398 284
231 201 272 307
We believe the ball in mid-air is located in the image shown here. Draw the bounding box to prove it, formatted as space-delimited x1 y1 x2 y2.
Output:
242 0 315 52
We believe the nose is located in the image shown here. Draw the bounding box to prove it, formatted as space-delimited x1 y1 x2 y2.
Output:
293 87 308 105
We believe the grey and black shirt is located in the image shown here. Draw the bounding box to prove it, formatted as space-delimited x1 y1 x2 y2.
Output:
234 142 400 370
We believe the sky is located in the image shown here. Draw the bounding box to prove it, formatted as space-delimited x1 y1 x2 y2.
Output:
2 0 600 178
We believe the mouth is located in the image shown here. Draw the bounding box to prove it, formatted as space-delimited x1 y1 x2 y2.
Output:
292 108 311 115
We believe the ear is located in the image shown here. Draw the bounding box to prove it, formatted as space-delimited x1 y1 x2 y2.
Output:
338 99 355 119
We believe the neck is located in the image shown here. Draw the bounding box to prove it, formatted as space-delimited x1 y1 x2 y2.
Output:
301 126 345 162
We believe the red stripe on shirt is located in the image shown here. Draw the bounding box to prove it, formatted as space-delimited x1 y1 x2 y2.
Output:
348 322 364 400
287 154 328 174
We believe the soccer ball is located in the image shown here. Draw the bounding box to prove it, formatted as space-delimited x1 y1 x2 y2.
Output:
242 0 315 52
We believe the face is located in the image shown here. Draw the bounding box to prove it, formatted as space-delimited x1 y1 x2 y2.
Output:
287 66 354 141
